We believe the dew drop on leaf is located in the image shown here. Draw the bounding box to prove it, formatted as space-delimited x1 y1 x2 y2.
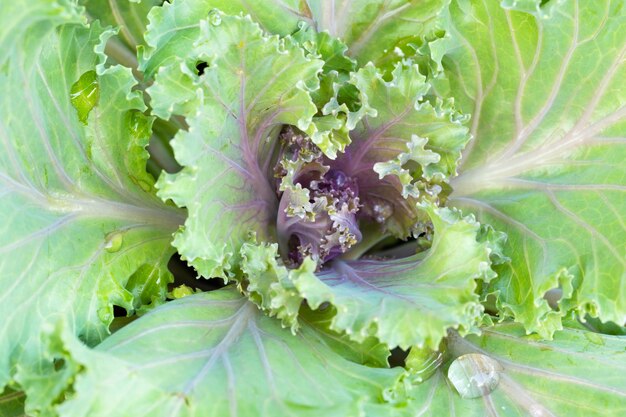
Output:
208 9 221 26
371 201 393 223
104 231 124 253
406 348 443 383
447 353 503 399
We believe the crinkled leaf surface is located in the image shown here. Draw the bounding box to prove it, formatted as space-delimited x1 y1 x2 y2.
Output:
405 323 626 416
0 4 182 391
139 0 311 77
244 205 499 350
81 0 160 51
139 0 450 76
333 62 469 238
80 0 184 176
306 0 450 66
152 14 323 279
443 0 626 335
240 240 319 328
80 0 161 69
47 288 406 417
140 1 459 160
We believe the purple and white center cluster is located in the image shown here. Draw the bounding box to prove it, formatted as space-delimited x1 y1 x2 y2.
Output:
275 129 363 267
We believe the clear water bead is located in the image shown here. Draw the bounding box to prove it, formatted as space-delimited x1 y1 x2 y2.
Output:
208 9 222 26
448 353 503 399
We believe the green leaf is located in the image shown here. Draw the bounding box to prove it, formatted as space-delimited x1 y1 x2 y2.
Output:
306 0 451 66
80 0 161 69
373 134 444 199
0 6 182 393
139 2 458 160
138 0 451 77
0 389 27 417
500 0 546 15
141 3 356 159
334 62 470 239
151 14 323 280
0 0 83 69
239 240 319 329
443 0 626 335
80 0 183 176
293 29 357 76
40 288 407 417
292 28 360 158
243 204 502 350
300 304 392 368
403 324 626 416
138 0 312 78
81 0 160 51
69 70 99 124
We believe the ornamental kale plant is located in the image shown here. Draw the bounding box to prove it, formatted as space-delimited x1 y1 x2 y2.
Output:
1 0 626 416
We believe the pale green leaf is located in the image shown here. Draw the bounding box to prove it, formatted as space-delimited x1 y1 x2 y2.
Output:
306 0 451 66
80 0 183 175
0 6 182 393
334 62 470 239
404 323 626 416
0 0 83 69
81 0 161 69
239 240 319 329
243 204 501 350
443 0 626 335
139 0 451 77
139 1 457 160
151 14 323 279
139 0 311 78
41 288 407 417
299 304 392 368
293 29 359 158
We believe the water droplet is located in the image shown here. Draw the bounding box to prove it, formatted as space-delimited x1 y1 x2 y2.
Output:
371 201 393 223
208 9 221 26
448 353 503 399
406 348 443 382
105 231 124 253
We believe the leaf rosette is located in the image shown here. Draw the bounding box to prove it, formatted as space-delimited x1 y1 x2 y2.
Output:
141 5 504 353
5 1 626 416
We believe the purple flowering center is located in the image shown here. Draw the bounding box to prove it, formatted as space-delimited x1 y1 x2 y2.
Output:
310 169 360 211
275 129 363 267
